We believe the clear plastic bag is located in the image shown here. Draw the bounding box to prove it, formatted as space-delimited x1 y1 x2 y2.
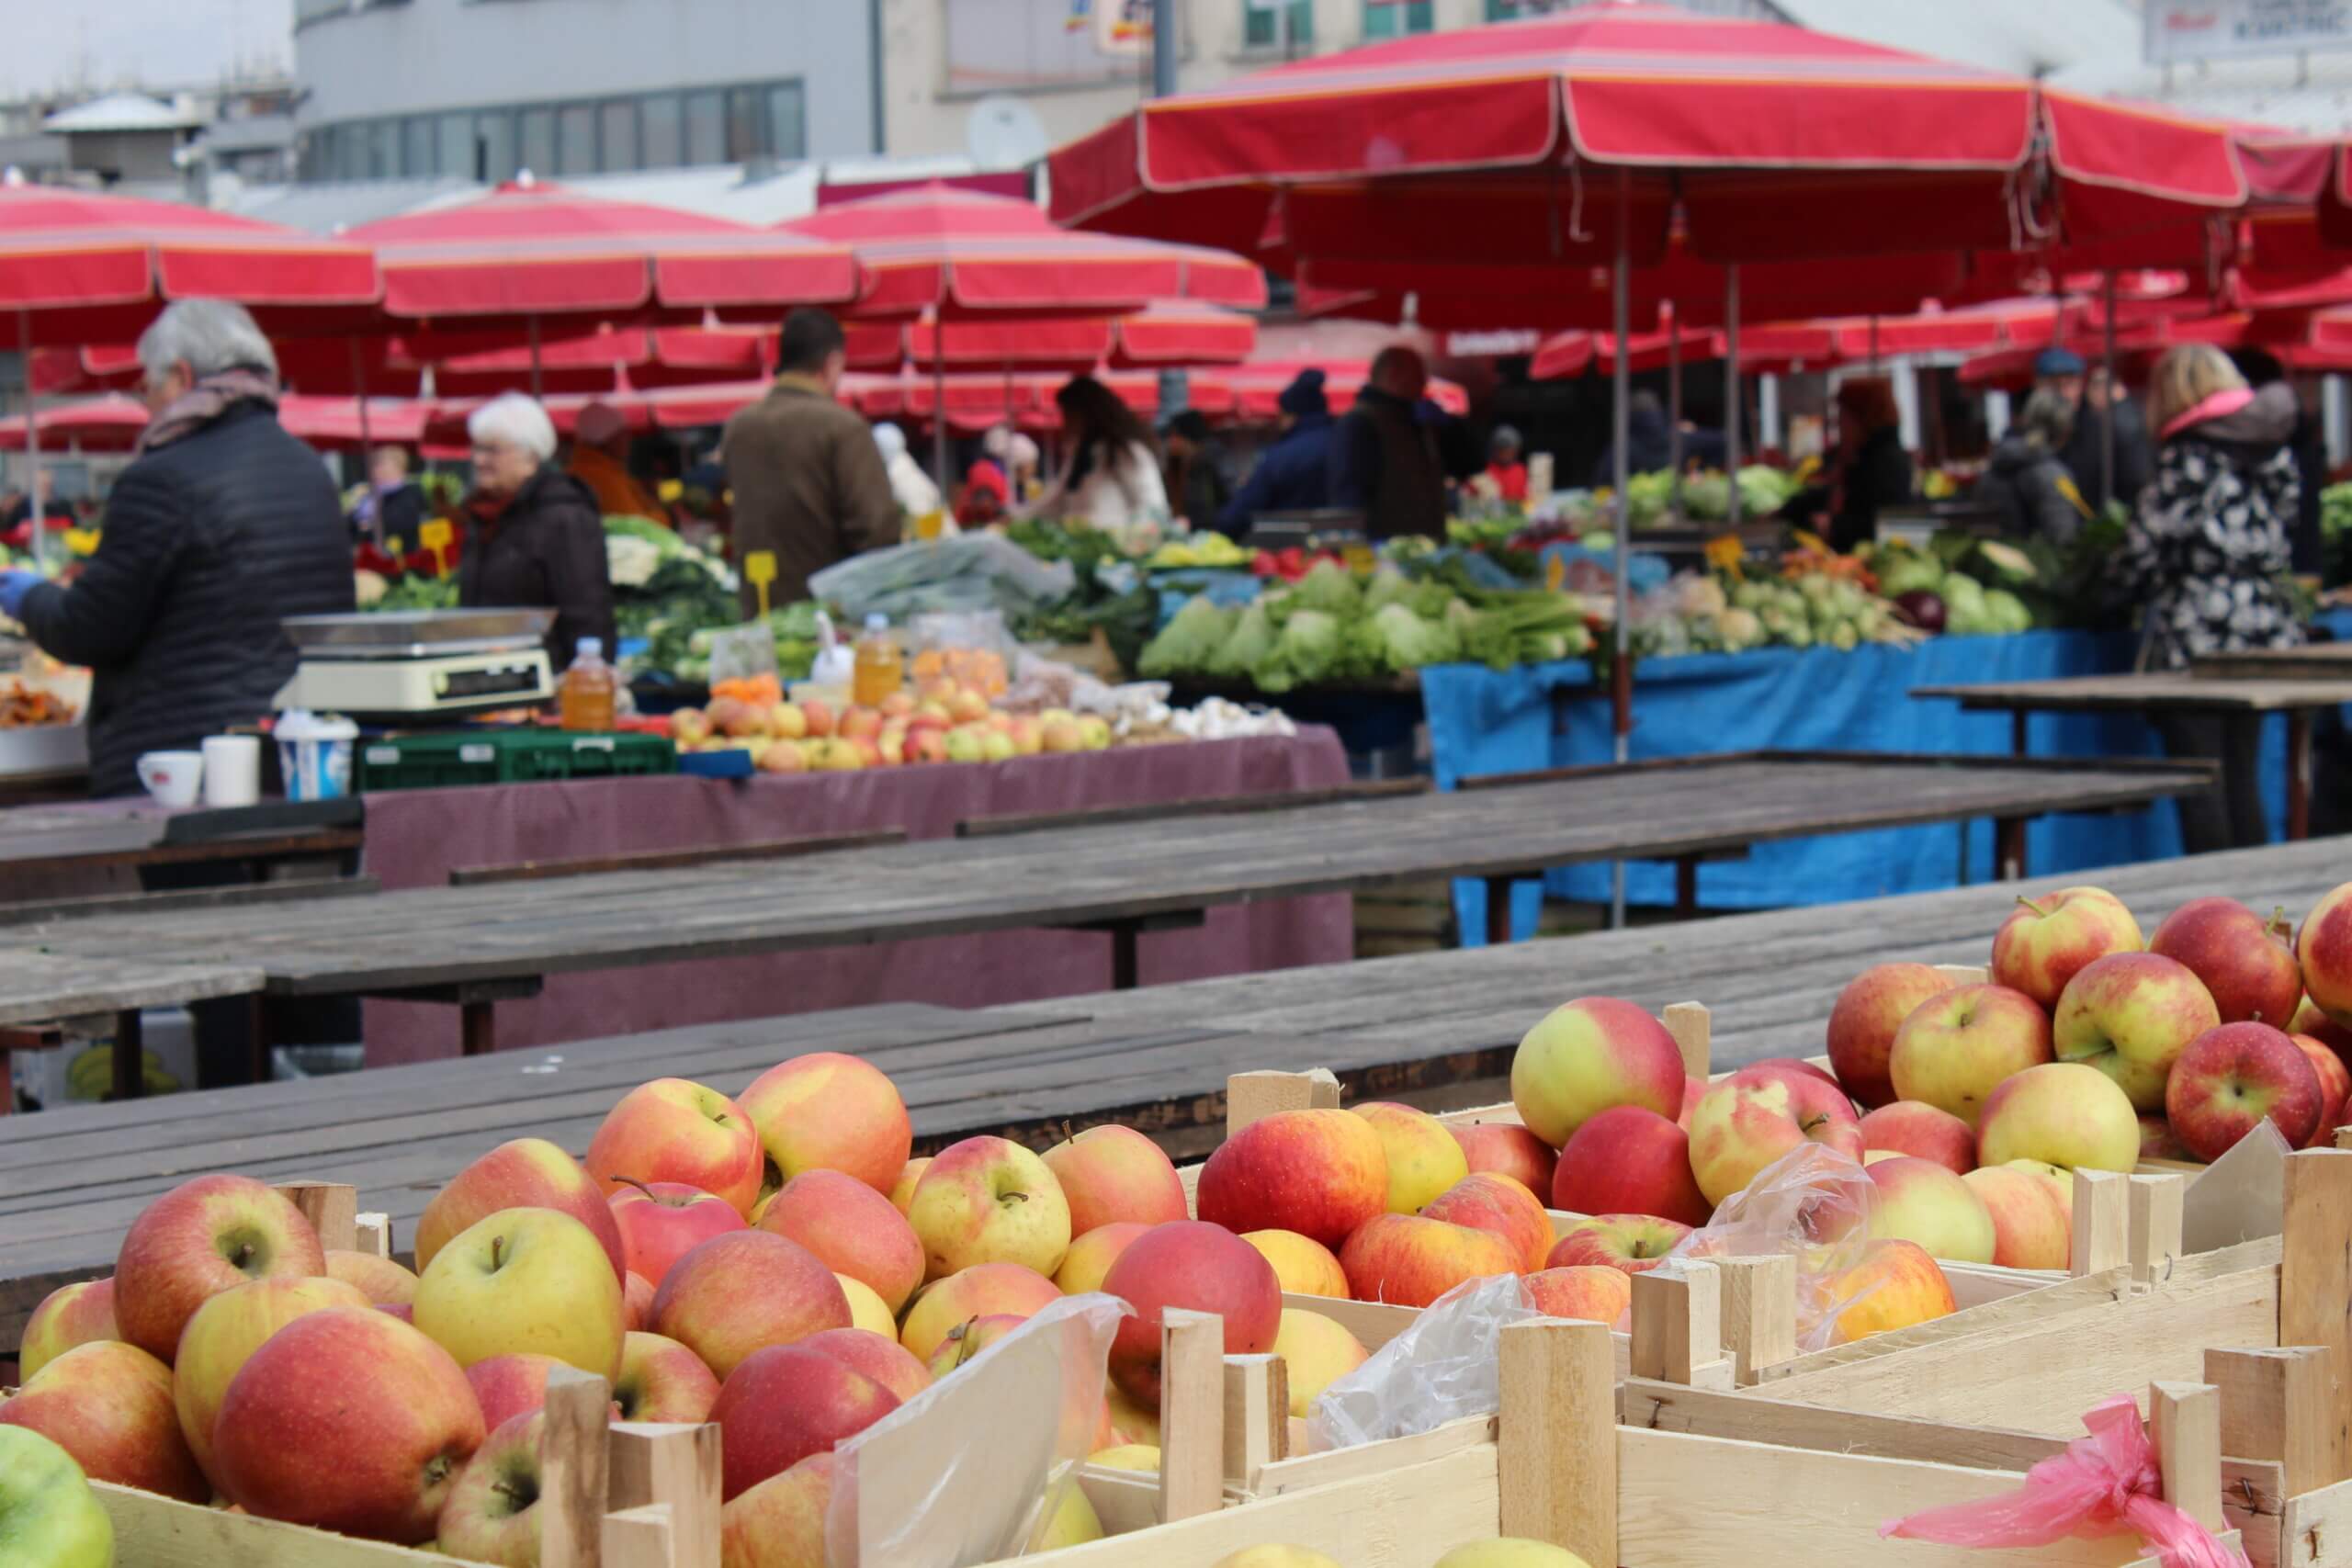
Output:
824 1293 1127 1568
702 620 779 686
1307 1272 1535 1450
809 535 1076 623
1671 1141 1884 1350
908 610 1018 660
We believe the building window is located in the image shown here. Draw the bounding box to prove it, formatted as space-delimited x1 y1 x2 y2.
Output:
765 83 805 162
1242 0 1312 48
476 109 517 183
438 113 473 179
518 106 555 178
1363 1 1433 38
368 119 400 179
1484 0 1563 16
598 100 637 172
641 94 683 168
554 104 596 175
683 89 724 166
401 115 435 176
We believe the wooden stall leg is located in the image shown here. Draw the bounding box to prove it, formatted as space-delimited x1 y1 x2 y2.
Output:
462 998 498 1056
248 994 273 1084
1498 1317 1616 1567
1673 855 1700 920
2278 1149 2352 1486
1159 1308 1226 1523
1110 924 1141 992
2288 712 2313 841
2010 709 2030 756
1485 875 1515 946
110 1008 143 1101
1994 815 2029 882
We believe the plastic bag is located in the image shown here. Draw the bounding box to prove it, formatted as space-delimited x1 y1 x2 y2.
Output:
1883 1393 2246 1568
825 1293 1127 1568
1308 1272 1535 1450
810 534 1075 623
1671 1141 1883 1351
702 620 779 686
908 610 1018 660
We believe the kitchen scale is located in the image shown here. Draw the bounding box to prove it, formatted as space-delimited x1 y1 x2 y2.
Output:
273 609 556 722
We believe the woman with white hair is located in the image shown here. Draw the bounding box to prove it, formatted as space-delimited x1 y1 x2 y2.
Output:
0 298 352 798
458 392 614 672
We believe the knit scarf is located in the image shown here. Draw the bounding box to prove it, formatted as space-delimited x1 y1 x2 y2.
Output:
136 367 280 456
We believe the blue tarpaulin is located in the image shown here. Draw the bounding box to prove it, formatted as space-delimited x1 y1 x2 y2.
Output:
1421 630 2291 942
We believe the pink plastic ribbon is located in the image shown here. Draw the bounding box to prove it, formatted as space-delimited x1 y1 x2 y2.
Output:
1881 1394 2245 1568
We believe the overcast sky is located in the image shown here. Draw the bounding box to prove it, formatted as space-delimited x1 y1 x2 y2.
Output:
0 0 292 99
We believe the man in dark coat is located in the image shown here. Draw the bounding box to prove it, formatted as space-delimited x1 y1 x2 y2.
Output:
0 299 353 799
1327 346 1453 539
2039 349 2153 514
1218 369 1337 531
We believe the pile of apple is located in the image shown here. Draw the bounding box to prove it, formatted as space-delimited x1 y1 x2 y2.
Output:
669 679 1113 775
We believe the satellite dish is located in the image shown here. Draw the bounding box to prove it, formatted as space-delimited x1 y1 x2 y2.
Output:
967 96 1050 171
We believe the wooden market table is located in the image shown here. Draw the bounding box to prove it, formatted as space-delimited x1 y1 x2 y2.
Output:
0 797 363 883
1 750 2209 1065
1912 671 2352 841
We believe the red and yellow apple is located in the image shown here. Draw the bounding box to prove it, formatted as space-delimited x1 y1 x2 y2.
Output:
799 1326 930 1405
2052 953 2222 1111
1351 1101 1471 1214
888 1157 930 1214
2297 882 2352 1028
712 1342 901 1500
624 1270 655 1331
2165 1021 2325 1160
651 1230 851 1380
1960 1166 2071 1269
1423 1172 1555 1274
1687 1065 1863 1206
720 1453 831 1568
1551 1105 1710 1227
112 1174 327 1362
0 1339 207 1501
1992 886 2144 1010
2294 1034 2352 1147
1857 1100 1976 1175
18 1278 118 1382
1340 1214 1521 1307
1040 1124 1188 1235
1103 1221 1283 1405
906 1135 1072 1280
835 1273 897 1337
1826 1239 1956 1344
759 1168 925 1312
586 1078 763 1216
738 1052 913 1197
1864 1156 1996 1265
2151 897 2303 1027
1521 1266 1634 1326
325 1250 418 1308
1056 1221 1149 1295
172 1274 370 1483
413 1207 626 1380
436 1408 553 1568
609 1179 747 1288
1451 1122 1558 1196
1510 998 1687 1146
1973 1062 2141 1172
1271 1309 1368 1417
1240 1229 1351 1299
465 1351 571 1431
414 1137 627 1283
1826 963 1959 1108
1196 1109 1388 1248
923 1312 1029 1379
898 1262 1060 1362
615 1330 722 1424
1544 1213 1691 1276
1887 984 2053 1127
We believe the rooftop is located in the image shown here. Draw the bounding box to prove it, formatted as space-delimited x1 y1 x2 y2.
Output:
42 94 203 135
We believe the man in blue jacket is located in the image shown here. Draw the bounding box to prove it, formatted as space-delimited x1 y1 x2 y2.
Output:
1217 369 1336 533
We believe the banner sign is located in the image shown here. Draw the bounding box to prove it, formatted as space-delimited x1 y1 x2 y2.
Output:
2145 1 2352 64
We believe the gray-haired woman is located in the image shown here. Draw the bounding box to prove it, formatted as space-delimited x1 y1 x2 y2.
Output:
1977 389 2093 547
457 391 614 671
0 299 353 797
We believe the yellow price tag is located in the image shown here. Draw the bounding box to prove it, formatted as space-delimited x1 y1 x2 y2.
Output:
744 549 777 620
384 536 405 558
1704 534 1746 574
1545 554 1567 593
419 519 454 578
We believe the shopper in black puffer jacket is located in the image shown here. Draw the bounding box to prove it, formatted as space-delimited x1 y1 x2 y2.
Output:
457 392 615 672
0 300 354 798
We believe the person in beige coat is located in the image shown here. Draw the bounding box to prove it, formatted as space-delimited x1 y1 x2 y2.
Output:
721 308 899 611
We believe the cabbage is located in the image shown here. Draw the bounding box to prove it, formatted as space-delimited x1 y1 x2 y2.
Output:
1252 608 1347 693
1984 588 2034 634
1736 465 1798 516
1875 553 1945 599
1717 607 1764 652
1351 604 1460 674
1206 600 1277 679
1292 559 1363 616
1136 596 1234 678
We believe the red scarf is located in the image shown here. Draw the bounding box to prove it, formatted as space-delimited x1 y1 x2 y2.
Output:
135 367 279 456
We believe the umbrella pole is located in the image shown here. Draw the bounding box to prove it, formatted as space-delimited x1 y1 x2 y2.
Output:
1725 265 1743 531
1608 189 1633 934
1667 312 1683 511
18 310 43 576
528 314 544 401
1869 314 1881 372
350 341 374 497
2101 269 2119 510
933 351 949 499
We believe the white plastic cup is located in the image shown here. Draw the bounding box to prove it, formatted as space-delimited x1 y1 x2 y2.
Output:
136 751 204 808
200 735 262 807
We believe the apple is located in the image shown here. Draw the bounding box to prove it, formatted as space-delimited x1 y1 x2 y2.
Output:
2053 953 2222 1111
1006 716 1044 755
1687 1065 1864 1207
1195 1108 1389 1247
670 707 712 745
1036 1482 1105 1551
2298 882 2352 1027
1271 1309 1368 1417
1973 1062 2141 1172
1056 1221 1150 1295
1352 1101 1472 1214
2141 1114 2196 1163
1521 1265 1633 1326
0 1340 207 1500
759 1169 925 1313
1341 1214 1521 1306
1103 1221 1283 1404
212 1308 484 1542
1075 715 1113 750
760 739 809 773
414 1137 628 1283
2150 897 2304 1027
978 728 1018 761
2294 1035 2352 1147
1826 964 1960 1108
2290 998 2352 1065
713 1343 901 1500
325 1250 418 1308
585 1078 764 1216
889 1157 931 1214
0 1427 114 1568
924 1312 1030 1379
606 1179 746 1290
838 705 883 743
1749 1055 1851 1095
907 728 950 765
1422 1172 1555 1273
898 1261 1060 1362
1041 1123 1189 1234
1551 1105 1711 1227
836 1274 898 1337
112 1173 327 1362
173 1275 371 1483
738 1051 914 1198
1826 1238 1955 1344
1544 1213 1691 1275
1864 1156 1996 1264
1679 1074 1706 1130
946 687 989 725
614 1331 722 1424
1961 1166 2071 1269
1102 1382 1160 1449
1992 886 2145 1010
944 727 986 763
1452 1121 1558 1196
1510 998 1687 1146
1040 717 1085 753
652 1230 851 1380
1887 984 2053 1127
436 1408 554 1567
1238 1229 1351 1298
907 1134 1072 1280
721 1452 832 1568
769 701 808 739
624 1270 656 1331
1090 1443 1159 1471
1857 1101 1976 1175
800 697 835 739
2165 1022 2325 1160
413 1207 626 1380
799 1326 931 1405
466 1351 571 1431
2002 1158 2075 1226
18 1278 118 1382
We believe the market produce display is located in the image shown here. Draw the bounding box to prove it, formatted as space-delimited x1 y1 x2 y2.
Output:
667 670 1122 773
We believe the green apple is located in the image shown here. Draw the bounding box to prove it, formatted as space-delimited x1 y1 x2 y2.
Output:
413 1206 625 1380
0 1427 114 1568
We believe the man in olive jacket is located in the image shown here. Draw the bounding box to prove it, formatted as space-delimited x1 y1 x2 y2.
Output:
722 309 900 612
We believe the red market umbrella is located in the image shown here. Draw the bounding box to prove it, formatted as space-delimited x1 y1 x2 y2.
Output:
843 299 1259 373
0 393 150 452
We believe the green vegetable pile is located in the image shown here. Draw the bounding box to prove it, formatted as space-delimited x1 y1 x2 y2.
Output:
605 516 745 682
1011 558 1160 676
663 602 820 687
2324 482 2352 584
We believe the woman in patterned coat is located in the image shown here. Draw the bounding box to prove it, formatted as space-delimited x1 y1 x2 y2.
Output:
2116 344 2304 853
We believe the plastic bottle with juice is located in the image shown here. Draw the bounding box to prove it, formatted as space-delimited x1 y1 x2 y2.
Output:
559 637 616 732
852 614 904 708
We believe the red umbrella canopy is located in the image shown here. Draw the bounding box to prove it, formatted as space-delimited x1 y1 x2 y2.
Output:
1050 3 2245 275
843 299 1259 373
0 181 379 346
0 392 150 451
344 177 862 321
783 183 1265 318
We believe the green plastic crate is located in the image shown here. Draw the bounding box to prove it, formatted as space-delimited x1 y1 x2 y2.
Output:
356 728 677 792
